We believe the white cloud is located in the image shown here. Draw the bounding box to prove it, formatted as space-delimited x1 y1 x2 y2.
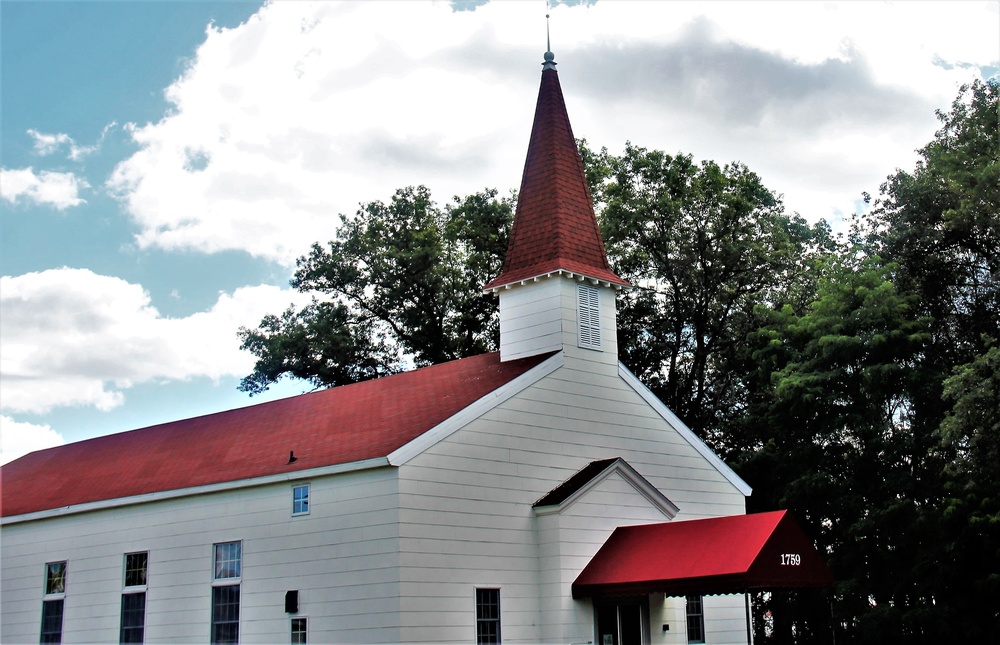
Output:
0 415 65 465
0 167 89 209
105 0 997 263
28 129 73 156
0 268 312 415
27 128 99 161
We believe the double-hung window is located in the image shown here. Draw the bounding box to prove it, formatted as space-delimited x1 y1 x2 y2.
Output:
475 588 501 645
686 594 705 643
292 484 310 516
41 561 66 644
211 542 241 644
120 552 148 643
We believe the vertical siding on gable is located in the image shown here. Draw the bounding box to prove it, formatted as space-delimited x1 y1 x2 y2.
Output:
396 354 747 643
0 468 402 645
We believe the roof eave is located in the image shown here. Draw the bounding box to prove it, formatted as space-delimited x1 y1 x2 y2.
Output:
484 268 631 294
0 457 393 526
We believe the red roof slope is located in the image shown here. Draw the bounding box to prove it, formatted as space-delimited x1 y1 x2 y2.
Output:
0 352 550 518
572 510 834 597
484 65 627 290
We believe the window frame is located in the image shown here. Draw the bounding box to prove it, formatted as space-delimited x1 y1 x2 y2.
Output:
686 594 706 644
211 541 242 645
290 616 307 644
292 483 310 516
213 541 242 582
120 552 148 644
44 561 66 597
41 561 66 644
40 598 65 644
123 551 148 590
120 591 146 644
475 587 501 645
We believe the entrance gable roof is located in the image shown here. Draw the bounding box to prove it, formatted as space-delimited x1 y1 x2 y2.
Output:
533 457 679 520
572 510 834 598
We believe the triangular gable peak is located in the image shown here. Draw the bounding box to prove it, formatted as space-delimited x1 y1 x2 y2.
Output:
532 457 679 520
484 51 628 293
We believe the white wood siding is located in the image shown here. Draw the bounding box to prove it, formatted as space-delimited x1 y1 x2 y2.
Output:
0 468 401 645
395 349 747 643
498 276 620 370
498 278 565 361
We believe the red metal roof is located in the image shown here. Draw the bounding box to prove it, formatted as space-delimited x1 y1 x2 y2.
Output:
572 510 834 597
484 66 628 291
0 352 551 518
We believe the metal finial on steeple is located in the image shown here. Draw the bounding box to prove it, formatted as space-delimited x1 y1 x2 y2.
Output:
543 11 556 70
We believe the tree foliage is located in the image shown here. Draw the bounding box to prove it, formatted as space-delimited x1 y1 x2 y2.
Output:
741 79 1000 643
588 142 837 451
237 186 512 394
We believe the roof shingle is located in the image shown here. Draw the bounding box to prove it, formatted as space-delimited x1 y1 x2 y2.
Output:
484 67 628 290
0 352 551 518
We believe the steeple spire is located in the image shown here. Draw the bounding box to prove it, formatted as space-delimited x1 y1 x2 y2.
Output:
484 47 627 292
543 13 556 70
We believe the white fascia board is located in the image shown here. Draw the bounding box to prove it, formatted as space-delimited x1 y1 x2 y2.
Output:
533 457 680 519
484 270 629 294
0 457 391 526
388 351 565 466
618 362 753 497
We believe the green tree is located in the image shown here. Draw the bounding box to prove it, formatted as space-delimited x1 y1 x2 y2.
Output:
238 186 513 394
857 79 1000 364
937 343 1000 638
738 255 933 644
738 80 1000 643
589 142 836 451
845 80 1000 640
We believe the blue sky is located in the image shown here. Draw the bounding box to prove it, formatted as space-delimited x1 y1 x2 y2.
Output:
2 0 997 463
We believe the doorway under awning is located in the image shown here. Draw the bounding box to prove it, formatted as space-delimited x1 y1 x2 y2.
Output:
572 510 833 598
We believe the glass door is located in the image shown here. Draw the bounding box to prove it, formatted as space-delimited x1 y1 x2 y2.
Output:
595 597 648 645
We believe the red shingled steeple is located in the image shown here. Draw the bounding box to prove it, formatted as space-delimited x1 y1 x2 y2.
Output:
484 53 628 291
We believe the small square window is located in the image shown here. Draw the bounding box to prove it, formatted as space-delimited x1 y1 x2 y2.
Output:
45 561 66 595
124 552 148 588
214 542 242 580
291 617 307 644
292 484 310 516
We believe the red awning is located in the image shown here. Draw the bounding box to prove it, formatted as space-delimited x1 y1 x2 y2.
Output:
572 510 833 598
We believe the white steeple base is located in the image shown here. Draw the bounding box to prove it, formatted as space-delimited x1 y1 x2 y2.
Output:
497 275 619 371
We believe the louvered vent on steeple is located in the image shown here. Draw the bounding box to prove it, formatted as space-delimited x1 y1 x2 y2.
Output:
577 284 601 350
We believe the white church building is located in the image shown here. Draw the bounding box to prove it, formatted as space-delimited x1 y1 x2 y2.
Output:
0 48 830 645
